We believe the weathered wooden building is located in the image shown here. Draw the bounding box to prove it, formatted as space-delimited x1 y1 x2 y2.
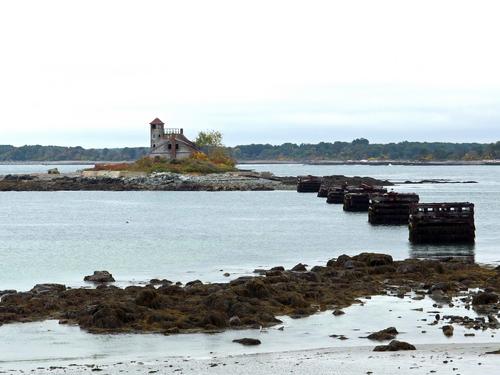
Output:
409 202 475 243
149 118 199 160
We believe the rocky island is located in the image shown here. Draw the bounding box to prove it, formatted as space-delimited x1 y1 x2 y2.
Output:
0 171 393 192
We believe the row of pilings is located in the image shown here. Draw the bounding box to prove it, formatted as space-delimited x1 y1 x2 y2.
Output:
297 176 475 244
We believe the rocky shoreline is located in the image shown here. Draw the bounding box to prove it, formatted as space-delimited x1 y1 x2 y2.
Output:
1 252 498 336
0 172 393 192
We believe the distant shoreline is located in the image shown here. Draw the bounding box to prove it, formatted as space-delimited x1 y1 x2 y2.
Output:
239 159 500 166
1 159 500 166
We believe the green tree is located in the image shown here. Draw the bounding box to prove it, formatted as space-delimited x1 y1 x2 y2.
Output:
195 130 223 148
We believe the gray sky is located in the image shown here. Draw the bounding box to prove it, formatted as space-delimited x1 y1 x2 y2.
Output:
1 0 499 147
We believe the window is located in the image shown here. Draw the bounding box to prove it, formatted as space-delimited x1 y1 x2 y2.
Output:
176 143 179 150
153 144 156 148
152 125 156 130
168 144 172 150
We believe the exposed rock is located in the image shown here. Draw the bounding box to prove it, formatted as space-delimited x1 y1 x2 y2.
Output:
332 309 345 316
353 253 393 267
149 279 172 286
442 325 454 336
84 271 115 283
185 280 203 288
229 316 242 326
135 289 161 309
291 263 307 272
0 253 499 336
373 340 416 351
0 290 16 297
81 303 137 330
232 338 261 346
30 284 66 294
367 327 399 341
472 292 499 305
485 349 500 354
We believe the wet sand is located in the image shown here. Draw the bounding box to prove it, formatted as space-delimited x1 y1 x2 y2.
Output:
2 343 499 374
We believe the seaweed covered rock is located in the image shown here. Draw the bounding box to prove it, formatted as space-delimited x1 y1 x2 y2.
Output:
135 289 162 309
30 284 66 295
80 303 138 331
367 327 398 341
373 340 416 351
353 253 393 267
472 292 499 306
84 271 115 283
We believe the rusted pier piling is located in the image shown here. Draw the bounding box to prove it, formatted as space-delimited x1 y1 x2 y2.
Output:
326 187 345 203
343 186 387 211
297 176 322 193
409 202 475 243
368 192 420 224
317 184 330 197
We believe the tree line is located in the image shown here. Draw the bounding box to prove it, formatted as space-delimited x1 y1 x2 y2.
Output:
0 145 148 161
230 139 500 161
1 139 499 162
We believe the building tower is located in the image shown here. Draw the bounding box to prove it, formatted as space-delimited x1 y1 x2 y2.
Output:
149 118 165 149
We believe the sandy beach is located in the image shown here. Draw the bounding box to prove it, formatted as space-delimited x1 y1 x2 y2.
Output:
2 343 497 374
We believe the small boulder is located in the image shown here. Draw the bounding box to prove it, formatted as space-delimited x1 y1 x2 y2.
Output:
373 340 416 352
232 338 261 346
149 279 172 286
367 327 399 341
185 280 203 288
354 253 393 267
442 325 454 337
270 266 285 272
291 263 307 272
84 271 115 283
30 283 66 294
332 309 345 316
47 168 60 175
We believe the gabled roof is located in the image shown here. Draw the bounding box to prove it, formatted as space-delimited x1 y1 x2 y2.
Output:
150 118 164 125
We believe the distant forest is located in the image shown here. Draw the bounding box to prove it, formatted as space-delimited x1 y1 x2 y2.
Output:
1 139 500 162
231 139 500 161
0 145 148 162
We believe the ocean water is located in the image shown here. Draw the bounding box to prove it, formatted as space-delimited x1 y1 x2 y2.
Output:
0 164 500 369
0 164 499 291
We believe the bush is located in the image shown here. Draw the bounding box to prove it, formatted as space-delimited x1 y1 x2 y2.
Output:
87 154 237 175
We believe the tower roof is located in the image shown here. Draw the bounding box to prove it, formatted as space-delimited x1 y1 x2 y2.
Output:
150 117 164 125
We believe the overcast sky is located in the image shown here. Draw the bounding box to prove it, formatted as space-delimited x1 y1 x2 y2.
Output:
1 0 499 147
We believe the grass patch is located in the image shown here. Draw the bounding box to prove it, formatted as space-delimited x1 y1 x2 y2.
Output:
90 154 237 174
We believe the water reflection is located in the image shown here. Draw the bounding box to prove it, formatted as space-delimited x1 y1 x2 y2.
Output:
409 244 475 263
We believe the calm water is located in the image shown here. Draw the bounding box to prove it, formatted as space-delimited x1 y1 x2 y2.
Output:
1 164 500 369
0 164 499 291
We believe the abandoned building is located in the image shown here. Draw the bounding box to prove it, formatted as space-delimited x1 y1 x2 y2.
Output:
148 118 199 160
